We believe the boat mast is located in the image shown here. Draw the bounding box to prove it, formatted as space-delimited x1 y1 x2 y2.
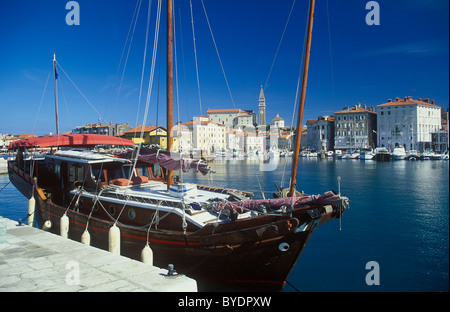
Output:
289 0 315 197
53 52 59 135
166 0 174 189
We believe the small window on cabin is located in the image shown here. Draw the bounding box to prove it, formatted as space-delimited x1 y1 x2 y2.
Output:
91 166 106 183
77 166 85 183
55 164 61 179
110 166 123 180
123 164 133 179
69 165 76 183
137 165 149 177
153 164 163 178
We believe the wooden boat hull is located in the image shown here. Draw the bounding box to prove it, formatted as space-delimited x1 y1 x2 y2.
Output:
9 162 344 291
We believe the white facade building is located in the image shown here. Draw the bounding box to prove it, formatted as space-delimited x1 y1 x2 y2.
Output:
172 124 193 153
306 116 335 152
271 113 285 128
181 116 226 154
207 109 256 128
243 131 265 154
376 97 441 151
226 127 244 152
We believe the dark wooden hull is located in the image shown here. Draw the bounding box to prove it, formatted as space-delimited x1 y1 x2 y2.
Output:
8 163 343 291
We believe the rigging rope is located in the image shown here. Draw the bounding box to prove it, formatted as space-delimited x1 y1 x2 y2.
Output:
189 0 202 115
134 0 153 133
56 63 104 122
280 4 310 190
104 0 142 122
200 0 235 108
58 76 75 130
31 68 51 134
114 0 162 224
112 0 143 123
264 0 296 91
326 0 337 109
173 0 184 183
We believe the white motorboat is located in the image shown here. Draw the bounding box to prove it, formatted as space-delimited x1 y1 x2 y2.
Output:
360 150 375 160
391 147 406 160
341 151 360 159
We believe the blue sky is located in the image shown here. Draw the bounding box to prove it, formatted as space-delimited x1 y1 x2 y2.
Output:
0 0 448 135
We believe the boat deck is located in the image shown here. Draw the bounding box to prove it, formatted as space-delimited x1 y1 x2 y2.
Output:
71 180 256 228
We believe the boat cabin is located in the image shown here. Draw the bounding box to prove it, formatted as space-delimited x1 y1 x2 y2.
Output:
23 149 165 207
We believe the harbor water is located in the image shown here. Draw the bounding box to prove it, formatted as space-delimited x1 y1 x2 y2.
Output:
1 157 448 292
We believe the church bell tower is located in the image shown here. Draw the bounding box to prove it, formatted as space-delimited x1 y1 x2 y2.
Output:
258 86 266 126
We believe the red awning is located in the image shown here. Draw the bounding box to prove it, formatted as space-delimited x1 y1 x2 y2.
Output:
8 134 135 150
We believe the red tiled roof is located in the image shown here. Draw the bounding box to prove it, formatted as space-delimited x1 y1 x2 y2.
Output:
207 109 245 114
121 125 156 134
334 107 376 114
377 97 439 108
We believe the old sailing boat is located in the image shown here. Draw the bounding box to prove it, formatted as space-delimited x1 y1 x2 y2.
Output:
8 0 348 291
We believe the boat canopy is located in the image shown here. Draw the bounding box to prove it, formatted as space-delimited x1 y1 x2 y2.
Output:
8 134 135 150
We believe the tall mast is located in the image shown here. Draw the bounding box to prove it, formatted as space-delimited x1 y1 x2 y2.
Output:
53 52 59 135
166 0 174 189
289 0 315 197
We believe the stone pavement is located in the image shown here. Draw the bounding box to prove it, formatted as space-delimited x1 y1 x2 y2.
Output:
0 217 197 292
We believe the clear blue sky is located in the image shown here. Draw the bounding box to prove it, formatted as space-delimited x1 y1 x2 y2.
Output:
0 0 448 135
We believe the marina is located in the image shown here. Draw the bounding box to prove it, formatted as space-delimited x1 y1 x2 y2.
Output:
0 0 448 295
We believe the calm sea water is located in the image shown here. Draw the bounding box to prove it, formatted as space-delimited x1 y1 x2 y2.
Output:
1 157 448 292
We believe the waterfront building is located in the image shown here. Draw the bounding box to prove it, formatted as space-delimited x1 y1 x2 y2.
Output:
258 86 266 127
243 131 265 154
431 129 448 153
278 132 294 151
172 124 192 153
1 134 37 150
119 125 155 145
0 134 5 151
119 125 174 149
182 116 226 154
376 97 441 151
225 127 244 153
272 113 285 128
72 122 131 137
306 116 335 152
430 108 448 153
334 104 377 151
206 109 256 129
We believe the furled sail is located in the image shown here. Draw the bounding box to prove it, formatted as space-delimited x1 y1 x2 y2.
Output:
116 148 211 175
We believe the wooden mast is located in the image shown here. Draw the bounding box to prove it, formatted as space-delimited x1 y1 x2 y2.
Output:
53 52 59 135
166 0 174 189
289 0 315 197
